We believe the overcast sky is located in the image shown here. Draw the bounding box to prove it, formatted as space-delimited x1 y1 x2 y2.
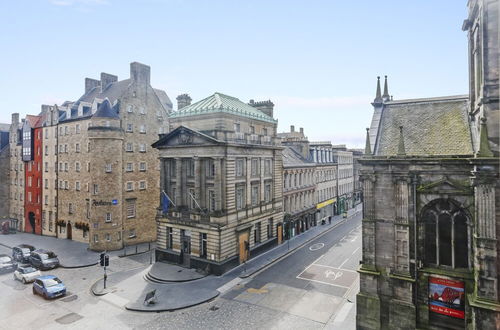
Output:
0 0 469 148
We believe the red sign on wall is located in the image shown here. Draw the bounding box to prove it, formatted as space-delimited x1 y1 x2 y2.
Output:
428 277 465 319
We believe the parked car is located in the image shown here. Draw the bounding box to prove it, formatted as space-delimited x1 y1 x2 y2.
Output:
0 254 16 273
29 249 60 270
13 265 41 284
12 244 36 263
32 275 66 299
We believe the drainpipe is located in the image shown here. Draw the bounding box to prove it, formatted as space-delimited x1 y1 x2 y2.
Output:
412 173 418 323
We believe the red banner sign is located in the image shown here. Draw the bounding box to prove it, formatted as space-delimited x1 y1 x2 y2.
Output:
428 277 465 319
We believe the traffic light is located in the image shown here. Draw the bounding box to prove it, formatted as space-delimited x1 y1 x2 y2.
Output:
100 252 105 266
104 254 109 267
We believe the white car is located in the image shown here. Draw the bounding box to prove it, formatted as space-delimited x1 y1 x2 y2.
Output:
13 266 42 284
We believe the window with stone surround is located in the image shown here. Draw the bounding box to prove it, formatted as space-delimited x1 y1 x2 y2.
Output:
139 162 147 172
126 199 136 218
139 144 146 152
129 229 136 238
264 159 271 175
236 184 245 210
200 233 207 258
208 190 216 212
264 182 272 202
69 203 74 214
105 213 111 223
251 158 259 176
139 180 146 190
76 182 80 191
251 184 259 206
105 164 112 173
167 227 173 249
423 199 469 269
93 184 99 195
126 181 134 191
236 159 245 177
126 143 133 152
126 123 133 132
105 233 111 241
139 124 146 133
126 162 133 172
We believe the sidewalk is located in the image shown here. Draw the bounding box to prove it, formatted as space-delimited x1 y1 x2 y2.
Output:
91 205 362 312
0 232 154 268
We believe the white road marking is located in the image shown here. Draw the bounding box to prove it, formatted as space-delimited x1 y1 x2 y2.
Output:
338 258 349 268
295 275 350 289
301 263 358 275
350 236 358 242
217 277 244 294
351 247 360 255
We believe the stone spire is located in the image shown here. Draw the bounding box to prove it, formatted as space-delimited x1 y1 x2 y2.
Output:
365 128 372 155
372 76 383 106
397 126 406 156
477 117 494 157
382 75 390 102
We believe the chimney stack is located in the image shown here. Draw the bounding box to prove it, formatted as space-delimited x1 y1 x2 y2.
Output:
176 94 192 110
130 62 151 86
300 127 304 135
100 73 118 92
11 113 19 125
85 78 100 94
248 100 274 118
290 125 295 132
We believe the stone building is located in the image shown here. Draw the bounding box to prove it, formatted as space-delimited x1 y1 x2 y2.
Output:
332 145 354 214
279 126 316 239
349 148 364 206
309 142 339 222
8 114 23 231
357 1 499 328
153 93 283 275
0 123 10 221
6 62 172 251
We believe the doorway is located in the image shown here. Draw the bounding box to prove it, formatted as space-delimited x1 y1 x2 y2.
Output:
238 231 249 263
28 212 35 234
181 230 191 267
67 223 72 240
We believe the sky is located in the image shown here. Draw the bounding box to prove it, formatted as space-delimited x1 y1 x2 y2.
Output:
0 0 469 148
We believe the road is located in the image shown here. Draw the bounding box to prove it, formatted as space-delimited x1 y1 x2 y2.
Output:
0 211 361 329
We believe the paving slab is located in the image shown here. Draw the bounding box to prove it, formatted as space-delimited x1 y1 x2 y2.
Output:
147 262 207 282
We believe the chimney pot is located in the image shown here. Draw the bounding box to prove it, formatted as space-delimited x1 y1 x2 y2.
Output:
176 94 192 110
290 125 295 132
300 127 304 134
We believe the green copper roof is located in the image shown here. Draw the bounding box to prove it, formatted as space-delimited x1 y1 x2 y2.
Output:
169 92 277 123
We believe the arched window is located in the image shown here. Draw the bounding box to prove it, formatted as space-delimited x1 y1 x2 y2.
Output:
422 199 469 268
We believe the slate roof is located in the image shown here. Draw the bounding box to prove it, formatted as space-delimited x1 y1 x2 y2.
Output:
282 146 315 168
374 95 473 156
0 123 10 132
169 92 277 123
25 115 43 128
93 99 119 118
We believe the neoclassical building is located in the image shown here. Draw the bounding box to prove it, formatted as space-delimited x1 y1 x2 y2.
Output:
153 93 283 275
279 126 316 239
357 1 499 328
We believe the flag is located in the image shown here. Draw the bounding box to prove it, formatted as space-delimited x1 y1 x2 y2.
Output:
161 191 170 215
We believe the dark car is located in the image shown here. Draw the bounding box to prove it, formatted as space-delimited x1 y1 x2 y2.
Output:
12 244 36 263
0 254 17 273
29 249 60 270
32 275 66 299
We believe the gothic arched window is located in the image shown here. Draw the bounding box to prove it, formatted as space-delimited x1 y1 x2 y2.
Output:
423 199 469 269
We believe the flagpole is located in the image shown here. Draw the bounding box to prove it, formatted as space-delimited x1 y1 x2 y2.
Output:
188 191 207 215
162 190 176 207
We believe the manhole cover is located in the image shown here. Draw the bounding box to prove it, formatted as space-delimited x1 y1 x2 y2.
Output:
309 243 325 251
55 312 83 325
61 294 78 302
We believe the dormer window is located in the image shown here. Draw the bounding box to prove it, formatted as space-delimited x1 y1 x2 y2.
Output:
127 105 133 113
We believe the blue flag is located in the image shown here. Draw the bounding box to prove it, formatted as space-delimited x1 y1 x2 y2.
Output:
161 191 170 214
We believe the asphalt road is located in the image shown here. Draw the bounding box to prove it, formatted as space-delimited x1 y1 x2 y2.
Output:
0 211 362 330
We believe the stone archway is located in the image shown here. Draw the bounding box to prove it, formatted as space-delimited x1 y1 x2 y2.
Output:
28 212 35 234
67 222 72 240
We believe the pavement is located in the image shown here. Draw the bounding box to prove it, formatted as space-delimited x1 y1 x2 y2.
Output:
90 205 363 313
0 232 154 268
146 262 208 282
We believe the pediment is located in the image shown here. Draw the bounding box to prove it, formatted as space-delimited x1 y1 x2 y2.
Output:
152 126 221 148
417 177 472 195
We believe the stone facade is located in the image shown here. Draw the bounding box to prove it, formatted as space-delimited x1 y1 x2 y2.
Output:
154 93 283 275
332 145 355 214
6 62 172 251
279 126 317 239
0 124 9 221
357 2 499 328
8 113 23 231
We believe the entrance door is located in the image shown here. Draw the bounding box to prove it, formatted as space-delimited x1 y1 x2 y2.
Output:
181 230 191 267
28 212 35 234
238 231 249 263
277 224 283 244
67 223 72 240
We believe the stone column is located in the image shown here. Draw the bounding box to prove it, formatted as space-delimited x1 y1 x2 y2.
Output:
471 166 498 302
175 158 182 206
194 157 201 208
214 157 222 210
393 176 410 275
246 158 252 206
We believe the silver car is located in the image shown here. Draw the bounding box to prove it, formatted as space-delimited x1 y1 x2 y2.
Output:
14 266 42 284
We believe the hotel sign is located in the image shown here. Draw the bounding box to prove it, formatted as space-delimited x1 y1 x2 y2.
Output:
316 198 336 210
92 200 118 207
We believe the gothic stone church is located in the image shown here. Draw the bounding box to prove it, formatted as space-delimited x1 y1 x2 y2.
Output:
357 1 499 329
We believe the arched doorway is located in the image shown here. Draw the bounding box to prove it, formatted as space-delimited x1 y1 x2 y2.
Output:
28 212 35 234
67 223 72 240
